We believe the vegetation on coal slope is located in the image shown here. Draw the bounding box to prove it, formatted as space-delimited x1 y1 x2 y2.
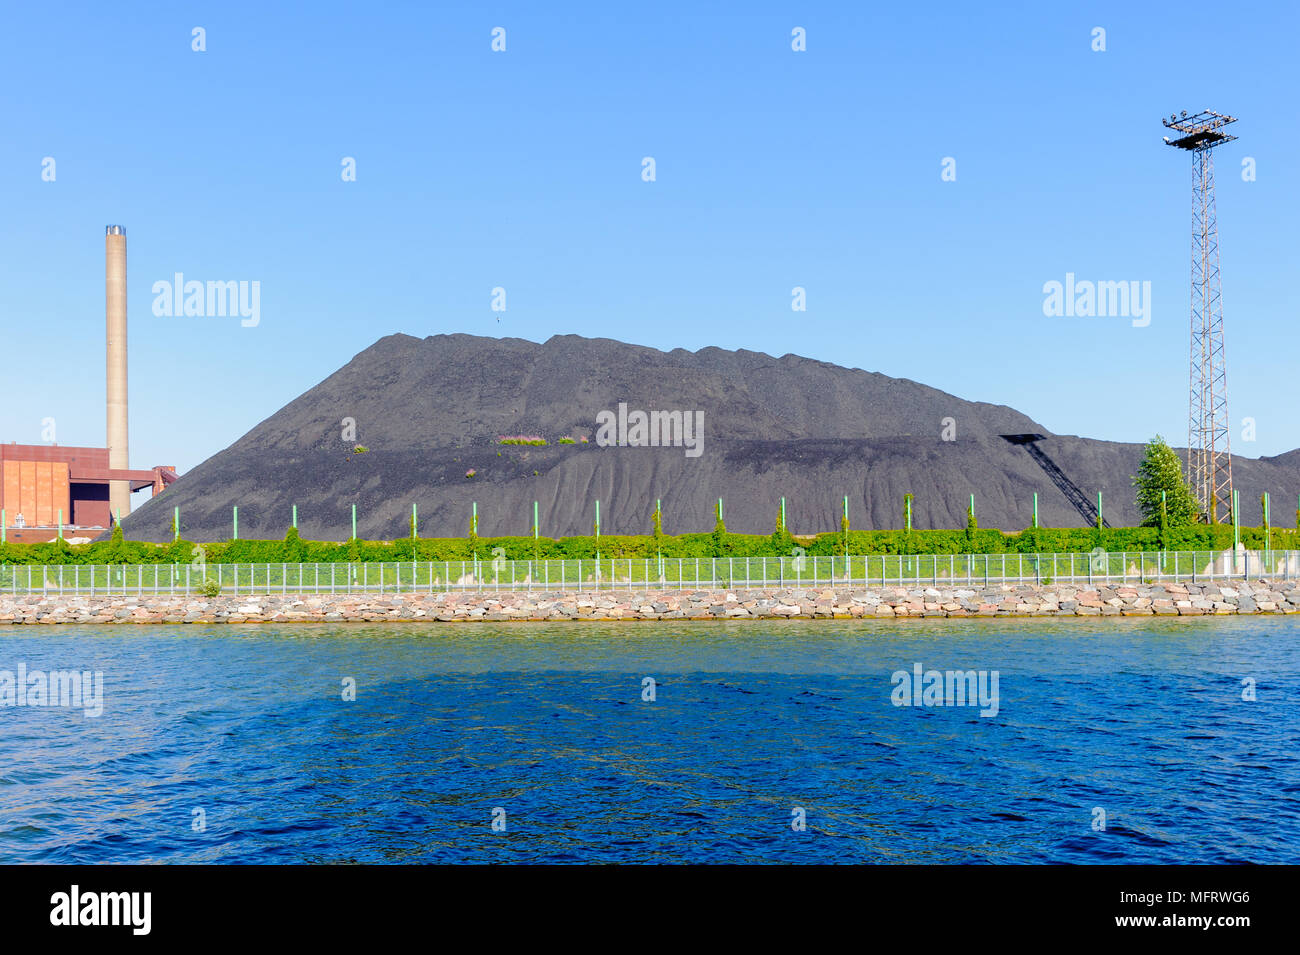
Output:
0 523 1292 565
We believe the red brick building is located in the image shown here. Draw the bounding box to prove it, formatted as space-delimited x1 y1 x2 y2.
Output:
0 443 175 540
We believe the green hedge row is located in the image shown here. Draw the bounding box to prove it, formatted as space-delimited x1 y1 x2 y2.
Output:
0 524 1294 565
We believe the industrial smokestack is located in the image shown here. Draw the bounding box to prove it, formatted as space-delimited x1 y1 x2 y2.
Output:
105 225 129 522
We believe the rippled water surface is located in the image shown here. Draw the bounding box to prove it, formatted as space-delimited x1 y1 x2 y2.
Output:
1 618 1297 863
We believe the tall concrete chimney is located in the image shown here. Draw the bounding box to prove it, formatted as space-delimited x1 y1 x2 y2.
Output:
105 225 130 522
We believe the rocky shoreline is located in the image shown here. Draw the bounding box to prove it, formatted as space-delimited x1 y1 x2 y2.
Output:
1 579 1298 624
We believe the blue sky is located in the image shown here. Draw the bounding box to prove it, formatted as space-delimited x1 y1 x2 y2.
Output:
2 1 1297 480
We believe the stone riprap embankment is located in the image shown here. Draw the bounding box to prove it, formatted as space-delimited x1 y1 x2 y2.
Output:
1 580 1298 624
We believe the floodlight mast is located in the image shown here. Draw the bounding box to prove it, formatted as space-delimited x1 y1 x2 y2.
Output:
1163 110 1237 524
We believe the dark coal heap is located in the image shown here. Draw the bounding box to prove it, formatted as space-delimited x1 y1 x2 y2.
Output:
121 333 1300 541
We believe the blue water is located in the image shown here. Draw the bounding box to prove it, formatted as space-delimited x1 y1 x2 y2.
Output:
1 618 1297 863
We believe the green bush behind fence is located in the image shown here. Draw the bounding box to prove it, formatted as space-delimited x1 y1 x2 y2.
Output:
0 524 1291 566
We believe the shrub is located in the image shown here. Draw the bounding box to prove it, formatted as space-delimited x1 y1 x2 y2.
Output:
282 526 306 563
0 520 1292 566
711 500 729 557
166 536 195 563
771 500 792 551
498 435 547 446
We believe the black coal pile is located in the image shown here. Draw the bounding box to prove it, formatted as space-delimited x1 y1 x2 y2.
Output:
120 333 1300 541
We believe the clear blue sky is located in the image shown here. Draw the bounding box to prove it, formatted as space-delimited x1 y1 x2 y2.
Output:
2 1 1296 480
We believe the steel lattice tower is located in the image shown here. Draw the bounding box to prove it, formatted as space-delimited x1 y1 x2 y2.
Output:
1163 109 1237 523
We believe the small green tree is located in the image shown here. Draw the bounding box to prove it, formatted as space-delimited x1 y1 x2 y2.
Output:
1021 524 1041 552
1132 435 1199 526
283 526 305 563
166 535 193 563
771 500 793 551
100 521 129 566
